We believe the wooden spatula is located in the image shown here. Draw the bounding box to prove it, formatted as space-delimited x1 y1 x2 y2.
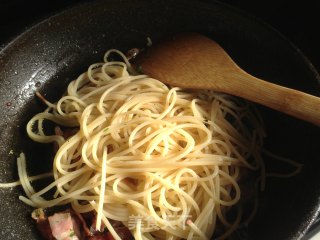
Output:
137 32 320 126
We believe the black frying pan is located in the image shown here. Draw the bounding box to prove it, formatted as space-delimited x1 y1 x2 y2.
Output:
0 0 319 239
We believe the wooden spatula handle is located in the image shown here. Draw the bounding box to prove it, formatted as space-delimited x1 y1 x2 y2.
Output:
225 74 320 126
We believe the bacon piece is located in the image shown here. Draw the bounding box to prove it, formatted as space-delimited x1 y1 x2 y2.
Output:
48 210 84 240
32 208 133 240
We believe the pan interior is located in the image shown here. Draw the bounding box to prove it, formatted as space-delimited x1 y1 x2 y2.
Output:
0 0 319 239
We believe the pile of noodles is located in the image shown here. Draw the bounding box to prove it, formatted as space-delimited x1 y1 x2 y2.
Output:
6 50 272 239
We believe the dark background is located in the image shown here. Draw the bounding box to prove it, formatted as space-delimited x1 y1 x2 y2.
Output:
0 0 319 73
0 0 319 238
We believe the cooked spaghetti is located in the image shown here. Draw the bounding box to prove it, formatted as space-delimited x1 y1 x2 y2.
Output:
15 50 268 239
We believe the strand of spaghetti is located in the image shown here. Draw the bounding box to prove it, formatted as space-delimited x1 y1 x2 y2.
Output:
54 133 84 175
28 181 101 208
146 172 201 217
56 96 87 116
80 103 97 139
106 154 233 164
0 172 52 188
133 217 143 240
54 169 98 198
266 168 302 178
103 160 229 174
123 126 205 161
112 177 162 200
96 147 108 231
194 199 215 236
159 187 181 212
35 92 56 108
157 87 177 120
104 49 132 69
29 166 90 199
216 207 242 240
186 219 208 240
263 149 303 168
90 201 122 240
19 195 38 207
17 153 36 198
